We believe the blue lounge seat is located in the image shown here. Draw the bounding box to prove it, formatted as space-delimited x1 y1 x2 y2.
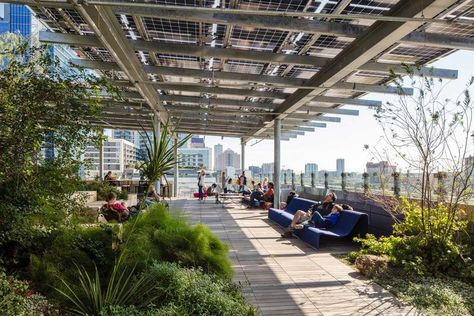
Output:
268 197 368 248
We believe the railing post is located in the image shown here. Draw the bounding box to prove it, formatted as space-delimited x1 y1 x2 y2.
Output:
341 172 347 191
284 173 287 185
324 172 329 190
311 172 315 188
300 172 304 186
436 171 447 201
393 172 400 197
363 172 369 193
291 172 295 190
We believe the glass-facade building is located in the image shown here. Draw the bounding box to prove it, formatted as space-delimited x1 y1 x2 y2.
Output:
0 4 31 37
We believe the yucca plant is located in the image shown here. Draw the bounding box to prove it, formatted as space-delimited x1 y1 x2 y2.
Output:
55 254 157 315
136 119 191 203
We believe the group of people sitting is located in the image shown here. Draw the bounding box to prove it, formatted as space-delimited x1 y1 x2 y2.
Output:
243 180 275 208
280 191 353 238
99 185 166 222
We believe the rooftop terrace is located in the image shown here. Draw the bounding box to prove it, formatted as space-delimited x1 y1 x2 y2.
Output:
173 197 418 315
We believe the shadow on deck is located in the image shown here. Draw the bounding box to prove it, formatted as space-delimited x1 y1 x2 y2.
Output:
170 198 418 316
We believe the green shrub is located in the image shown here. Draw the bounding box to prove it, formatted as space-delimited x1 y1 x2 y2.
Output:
373 268 474 316
55 254 157 316
0 269 57 316
123 204 233 278
28 225 117 296
144 261 257 316
81 180 128 201
353 198 472 280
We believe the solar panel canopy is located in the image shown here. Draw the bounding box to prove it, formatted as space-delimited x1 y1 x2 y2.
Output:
11 0 474 140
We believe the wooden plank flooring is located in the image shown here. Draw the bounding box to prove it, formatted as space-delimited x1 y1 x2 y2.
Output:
171 198 419 316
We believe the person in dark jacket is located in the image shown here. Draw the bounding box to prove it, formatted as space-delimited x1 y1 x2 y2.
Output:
238 171 247 192
280 191 337 237
310 204 343 229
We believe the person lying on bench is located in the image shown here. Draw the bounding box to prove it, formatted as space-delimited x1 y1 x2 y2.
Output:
281 204 343 238
314 191 338 215
309 204 343 229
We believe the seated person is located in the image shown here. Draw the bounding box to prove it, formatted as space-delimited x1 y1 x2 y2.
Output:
281 204 342 238
224 178 235 193
258 182 274 210
262 182 274 203
247 183 264 208
206 183 221 204
312 191 338 215
104 171 118 187
242 180 256 195
143 185 163 207
280 190 297 209
100 192 129 222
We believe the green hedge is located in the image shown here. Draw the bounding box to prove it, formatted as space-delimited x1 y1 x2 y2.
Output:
28 224 117 297
123 204 233 279
0 269 57 316
100 262 256 316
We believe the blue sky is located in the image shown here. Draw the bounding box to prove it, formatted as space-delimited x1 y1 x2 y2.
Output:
201 50 474 173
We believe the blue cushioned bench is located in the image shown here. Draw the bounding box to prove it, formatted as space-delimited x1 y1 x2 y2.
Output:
268 197 368 248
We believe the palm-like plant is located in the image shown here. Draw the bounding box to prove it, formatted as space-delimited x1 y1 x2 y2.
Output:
136 119 191 202
55 254 157 315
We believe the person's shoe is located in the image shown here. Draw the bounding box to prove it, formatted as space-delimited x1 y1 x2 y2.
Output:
294 224 304 230
281 231 293 238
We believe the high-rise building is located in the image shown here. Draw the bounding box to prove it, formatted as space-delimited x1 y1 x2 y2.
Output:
82 138 138 179
261 162 274 175
178 147 212 169
214 144 223 171
336 159 345 174
112 129 152 161
219 149 240 170
305 163 318 175
0 4 31 38
248 165 262 175
366 161 396 183
112 130 137 144
190 136 205 148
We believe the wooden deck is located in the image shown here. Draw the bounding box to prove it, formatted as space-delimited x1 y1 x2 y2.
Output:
171 198 418 316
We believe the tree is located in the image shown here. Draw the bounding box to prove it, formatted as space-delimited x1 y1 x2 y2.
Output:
136 120 191 203
0 34 112 268
369 65 474 268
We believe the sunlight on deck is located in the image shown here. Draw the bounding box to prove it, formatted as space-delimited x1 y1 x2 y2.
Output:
171 198 419 316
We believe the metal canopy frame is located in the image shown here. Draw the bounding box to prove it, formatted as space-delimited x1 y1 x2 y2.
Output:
8 0 472 140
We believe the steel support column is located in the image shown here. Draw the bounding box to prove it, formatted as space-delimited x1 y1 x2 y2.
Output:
274 118 281 208
154 113 161 190
173 136 179 197
99 137 104 180
240 138 245 171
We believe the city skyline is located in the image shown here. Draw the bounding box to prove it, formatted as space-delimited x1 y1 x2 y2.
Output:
197 50 474 173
